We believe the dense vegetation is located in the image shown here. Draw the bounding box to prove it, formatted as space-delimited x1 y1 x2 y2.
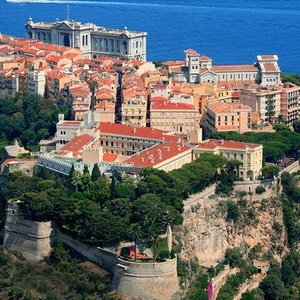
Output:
280 171 300 247
0 236 122 300
0 94 61 155
210 127 300 163
281 73 300 86
3 153 238 248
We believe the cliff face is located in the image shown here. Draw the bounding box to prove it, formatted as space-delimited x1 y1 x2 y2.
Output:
176 195 287 265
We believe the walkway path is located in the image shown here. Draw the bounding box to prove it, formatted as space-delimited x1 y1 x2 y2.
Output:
212 267 238 300
183 184 216 213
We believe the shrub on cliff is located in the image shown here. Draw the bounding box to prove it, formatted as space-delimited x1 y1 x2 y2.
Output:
255 186 266 195
226 201 240 222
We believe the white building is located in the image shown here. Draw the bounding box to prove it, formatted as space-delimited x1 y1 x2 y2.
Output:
177 49 281 86
28 70 46 96
25 18 147 61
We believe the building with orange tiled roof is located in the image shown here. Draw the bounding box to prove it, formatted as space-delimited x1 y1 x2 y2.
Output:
193 139 263 180
150 102 200 136
203 101 252 134
124 141 192 172
121 72 147 127
94 101 115 123
68 84 91 121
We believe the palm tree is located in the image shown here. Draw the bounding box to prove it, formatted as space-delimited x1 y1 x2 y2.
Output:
71 171 82 192
149 234 160 261
128 223 143 260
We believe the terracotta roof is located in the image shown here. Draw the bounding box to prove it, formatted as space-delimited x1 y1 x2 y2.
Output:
2 158 37 165
211 65 257 72
103 153 118 162
124 141 191 168
151 102 196 111
196 139 261 150
98 122 179 141
263 63 277 72
150 96 168 102
199 55 212 61
206 101 251 114
162 60 184 67
260 55 276 60
59 134 93 155
61 121 82 125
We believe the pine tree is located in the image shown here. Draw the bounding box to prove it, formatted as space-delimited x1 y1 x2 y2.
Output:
69 164 75 178
110 175 117 199
83 164 89 175
265 95 275 123
91 164 101 182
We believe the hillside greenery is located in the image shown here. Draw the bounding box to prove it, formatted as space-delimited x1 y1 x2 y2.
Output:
281 73 300 86
0 238 121 300
0 94 62 154
1 153 239 248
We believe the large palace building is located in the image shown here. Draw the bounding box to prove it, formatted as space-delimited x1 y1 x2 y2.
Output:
25 18 147 61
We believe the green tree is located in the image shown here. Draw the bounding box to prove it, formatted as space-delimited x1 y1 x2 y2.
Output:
91 164 101 182
83 165 89 175
225 248 245 268
292 119 300 133
260 274 286 300
262 165 279 179
115 183 136 200
71 171 82 192
93 175 111 205
128 223 144 260
110 176 117 199
148 234 160 260
265 95 276 123
226 201 240 222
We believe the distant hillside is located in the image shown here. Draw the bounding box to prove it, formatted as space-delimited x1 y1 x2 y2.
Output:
281 73 300 86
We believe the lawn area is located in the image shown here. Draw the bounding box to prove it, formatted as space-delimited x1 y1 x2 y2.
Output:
156 237 169 255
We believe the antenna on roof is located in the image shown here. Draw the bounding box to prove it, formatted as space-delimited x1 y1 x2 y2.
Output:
67 0 70 21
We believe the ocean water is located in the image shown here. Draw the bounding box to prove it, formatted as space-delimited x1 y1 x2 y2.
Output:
0 0 299 73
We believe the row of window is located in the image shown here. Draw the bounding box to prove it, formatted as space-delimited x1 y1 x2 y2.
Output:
82 35 89 46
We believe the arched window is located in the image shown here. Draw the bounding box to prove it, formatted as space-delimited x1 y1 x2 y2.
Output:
82 35 85 46
63 34 70 47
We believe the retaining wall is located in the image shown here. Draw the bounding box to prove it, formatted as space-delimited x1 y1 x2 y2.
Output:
4 204 55 261
61 233 117 273
234 179 273 193
62 234 179 299
112 257 179 300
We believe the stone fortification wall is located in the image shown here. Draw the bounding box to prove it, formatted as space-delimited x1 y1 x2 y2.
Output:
112 257 179 300
4 204 55 261
234 179 273 193
61 233 117 273
279 161 300 175
62 234 179 299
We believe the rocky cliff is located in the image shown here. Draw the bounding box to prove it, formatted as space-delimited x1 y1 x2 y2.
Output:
176 194 287 266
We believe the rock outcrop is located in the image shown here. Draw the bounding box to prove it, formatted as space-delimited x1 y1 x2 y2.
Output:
176 195 287 266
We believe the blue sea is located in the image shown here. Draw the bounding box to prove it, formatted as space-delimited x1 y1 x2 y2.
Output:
0 0 299 73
